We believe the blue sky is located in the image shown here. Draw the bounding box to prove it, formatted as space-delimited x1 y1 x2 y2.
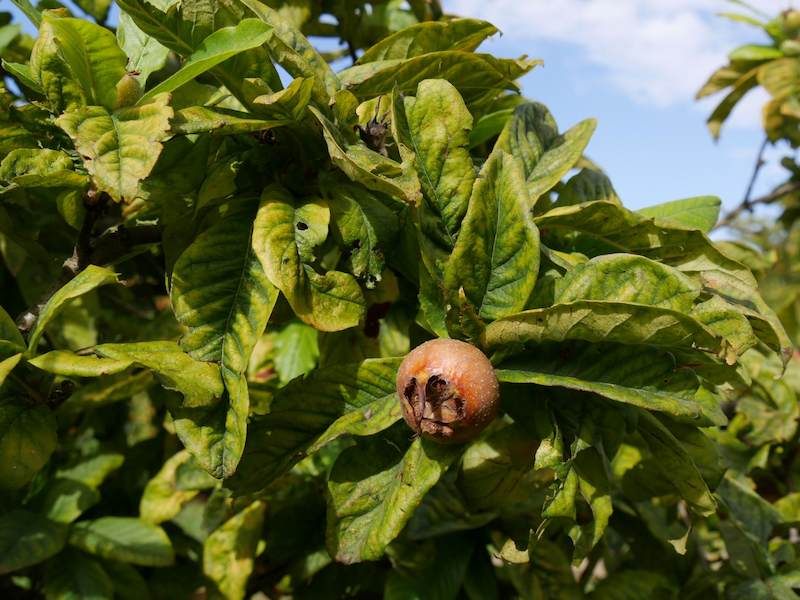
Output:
5 0 797 212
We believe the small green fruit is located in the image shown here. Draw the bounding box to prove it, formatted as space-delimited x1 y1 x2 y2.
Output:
783 10 800 35
114 73 143 109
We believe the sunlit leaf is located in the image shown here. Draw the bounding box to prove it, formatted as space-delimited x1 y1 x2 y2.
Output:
69 517 174 566
57 94 173 203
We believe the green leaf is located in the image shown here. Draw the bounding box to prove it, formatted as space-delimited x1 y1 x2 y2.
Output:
252 184 366 332
534 200 752 283
116 0 281 109
69 517 174 567
384 534 475 600
690 296 759 358
238 0 336 103
555 168 620 207
495 102 596 204
43 549 114 600
729 44 784 61
229 358 401 493
339 52 539 108
39 482 98 526
727 578 799 600
326 429 461 563
485 301 725 356
569 446 613 559
139 19 272 104
34 16 127 111
444 151 540 321
166 366 251 478
73 0 112 22
250 75 315 120
359 18 496 63
459 423 537 512
402 79 475 275
696 64 748 99
0 59 44 96
91 344 236 476
140 450 201 525
554 254 701 312
496 342 724 425
706 68 759 139
117 12 169 86
0 353 21 388
775 492 800 524
9 0 41 28
0 401 58 490
0 510 67 575
271 321 319 384
536 201 791 360
59 453 126 488
57 94 173 203
29 351 133 377
27 266 118 354
310 106 421 205
637 196 721 233
717 474 782 543
322 179 400 286
94 342 223 406
58 371 154 414
103 560 152 600
170 106 290 136
203 501 266 600
0 148 87 192
469 107 516 149
0 305 25 350
637 413 716 515
171 201 278 371
39 454 125 523
590 570 676 600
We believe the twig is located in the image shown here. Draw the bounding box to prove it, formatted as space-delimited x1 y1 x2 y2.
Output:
744 137 769 206
15 191 161 337
16 191 106 333
346 39 358 64
714 137 769 229
715 180 800 229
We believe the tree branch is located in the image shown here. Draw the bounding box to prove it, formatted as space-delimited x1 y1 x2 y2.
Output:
715 180 800 230
15 191 161 335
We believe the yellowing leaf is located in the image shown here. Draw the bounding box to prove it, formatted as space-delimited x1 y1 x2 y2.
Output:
252 185 365 332
57 93 173 203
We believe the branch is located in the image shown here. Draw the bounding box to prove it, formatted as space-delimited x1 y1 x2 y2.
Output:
715 180 800 229
16 191 106 332
346 39 358 64
714 137 769 230
15 192 161 335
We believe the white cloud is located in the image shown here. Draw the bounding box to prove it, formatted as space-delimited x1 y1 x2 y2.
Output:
448 0 791 123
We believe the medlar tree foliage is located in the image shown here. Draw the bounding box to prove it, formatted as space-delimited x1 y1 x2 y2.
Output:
0 0 795 598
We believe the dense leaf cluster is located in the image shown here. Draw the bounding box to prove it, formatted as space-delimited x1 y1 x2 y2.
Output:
0 0 797 598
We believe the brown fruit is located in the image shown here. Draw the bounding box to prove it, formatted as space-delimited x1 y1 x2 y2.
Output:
396 339 500 444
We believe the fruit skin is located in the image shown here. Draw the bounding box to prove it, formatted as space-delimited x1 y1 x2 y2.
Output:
396 339 500 444
114 73 143 109
784 10 800 35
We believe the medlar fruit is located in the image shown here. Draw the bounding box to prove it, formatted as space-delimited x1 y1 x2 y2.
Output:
396 339 500 444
